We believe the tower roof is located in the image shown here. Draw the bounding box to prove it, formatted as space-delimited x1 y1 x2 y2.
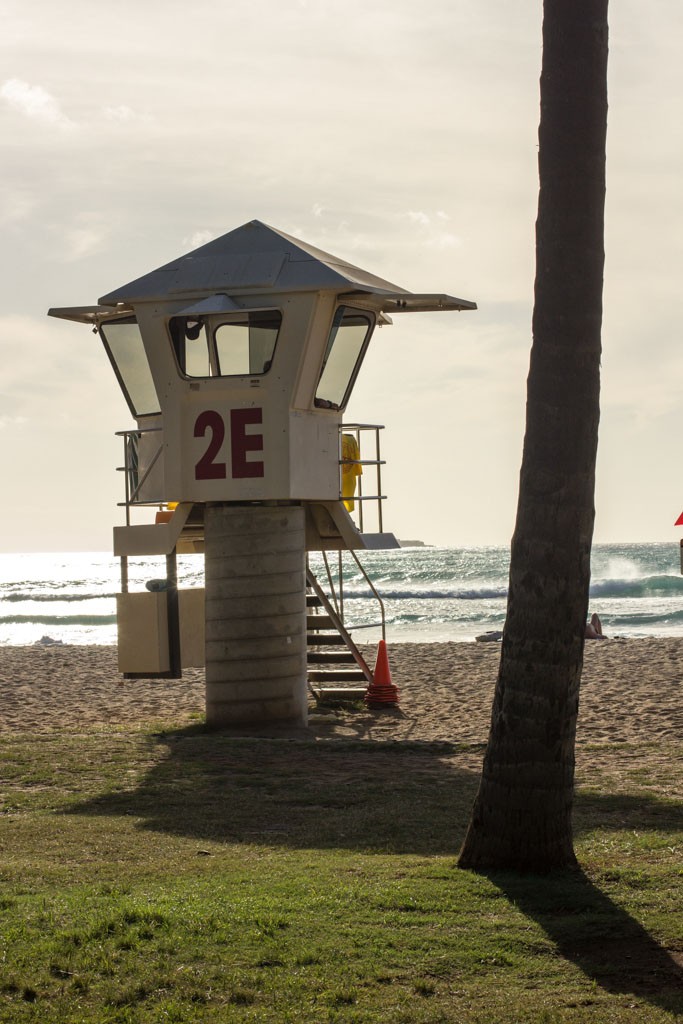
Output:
49 220 476 323
96 219 476 314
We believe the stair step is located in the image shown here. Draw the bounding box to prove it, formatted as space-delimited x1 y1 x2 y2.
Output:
306 633 347 646
307 650 356 664
310 685 368 702
306 614 335 630
306 594 322 607
308 669 368 683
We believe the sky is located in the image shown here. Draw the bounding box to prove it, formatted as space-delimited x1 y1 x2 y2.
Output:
1 0 682 553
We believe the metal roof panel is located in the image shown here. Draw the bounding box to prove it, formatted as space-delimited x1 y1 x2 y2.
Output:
98 220 412 304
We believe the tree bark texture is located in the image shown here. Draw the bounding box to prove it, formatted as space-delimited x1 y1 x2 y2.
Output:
459 0 608 872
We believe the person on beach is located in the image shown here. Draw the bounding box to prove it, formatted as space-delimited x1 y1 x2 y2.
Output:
585 612 606 640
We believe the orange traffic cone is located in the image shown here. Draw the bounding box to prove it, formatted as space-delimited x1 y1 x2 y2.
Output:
365 639 400 707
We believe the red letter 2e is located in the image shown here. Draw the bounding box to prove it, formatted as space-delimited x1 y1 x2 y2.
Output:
194 408 264 480
231 407 264 478
194 409 227 479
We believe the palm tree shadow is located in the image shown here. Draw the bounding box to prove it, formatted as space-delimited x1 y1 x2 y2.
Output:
64 726 683 1014
485 867 683 1016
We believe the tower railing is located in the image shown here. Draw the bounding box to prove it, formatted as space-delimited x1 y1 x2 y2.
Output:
115 428 164 525
115 421 390 539
116 423 389 663
339 423 387 534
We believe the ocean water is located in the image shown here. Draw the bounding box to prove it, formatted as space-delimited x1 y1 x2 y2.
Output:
2 543 683 647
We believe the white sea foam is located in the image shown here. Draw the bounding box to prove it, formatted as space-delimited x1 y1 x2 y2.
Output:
1 543 682 645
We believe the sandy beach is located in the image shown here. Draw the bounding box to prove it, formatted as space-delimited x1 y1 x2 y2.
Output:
1 639 681 751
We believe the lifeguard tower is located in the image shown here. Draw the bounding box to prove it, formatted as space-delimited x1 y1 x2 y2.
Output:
49 220 476 727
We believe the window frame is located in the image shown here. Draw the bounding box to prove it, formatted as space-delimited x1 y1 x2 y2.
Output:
98 316 161 419
168 307 282 381
314 305 376 412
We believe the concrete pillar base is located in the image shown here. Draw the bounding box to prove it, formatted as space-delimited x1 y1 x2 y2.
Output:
204 504 307 728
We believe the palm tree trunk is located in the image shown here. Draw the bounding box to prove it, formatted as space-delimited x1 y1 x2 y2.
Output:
458 0 609 872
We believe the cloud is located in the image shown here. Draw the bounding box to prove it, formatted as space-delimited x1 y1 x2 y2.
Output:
402 210 462 250
0 77 75 129
406 210 431 226
0 413 27 430
102 104 152 124
423 231 462 250
103 104 134 121
62 213 110 261
0 188 36 225
0 385 28 429
184 229 215 250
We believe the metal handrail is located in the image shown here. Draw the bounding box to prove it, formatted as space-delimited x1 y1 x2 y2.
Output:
305 567 375 683
309 548 386 642
346 547 386 642
115 427 164 525
320 550 341 618
339 423 386 534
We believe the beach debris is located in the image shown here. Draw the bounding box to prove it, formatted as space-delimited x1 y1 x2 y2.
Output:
475 631 503 643
35 635 63 646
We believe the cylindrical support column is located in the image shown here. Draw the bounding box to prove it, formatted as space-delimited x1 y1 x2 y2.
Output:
204 504 307 728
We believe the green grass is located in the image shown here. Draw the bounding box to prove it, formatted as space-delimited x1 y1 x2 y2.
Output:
0 723 681 1022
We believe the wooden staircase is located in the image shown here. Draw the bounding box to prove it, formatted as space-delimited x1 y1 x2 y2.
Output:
306 567 374 701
